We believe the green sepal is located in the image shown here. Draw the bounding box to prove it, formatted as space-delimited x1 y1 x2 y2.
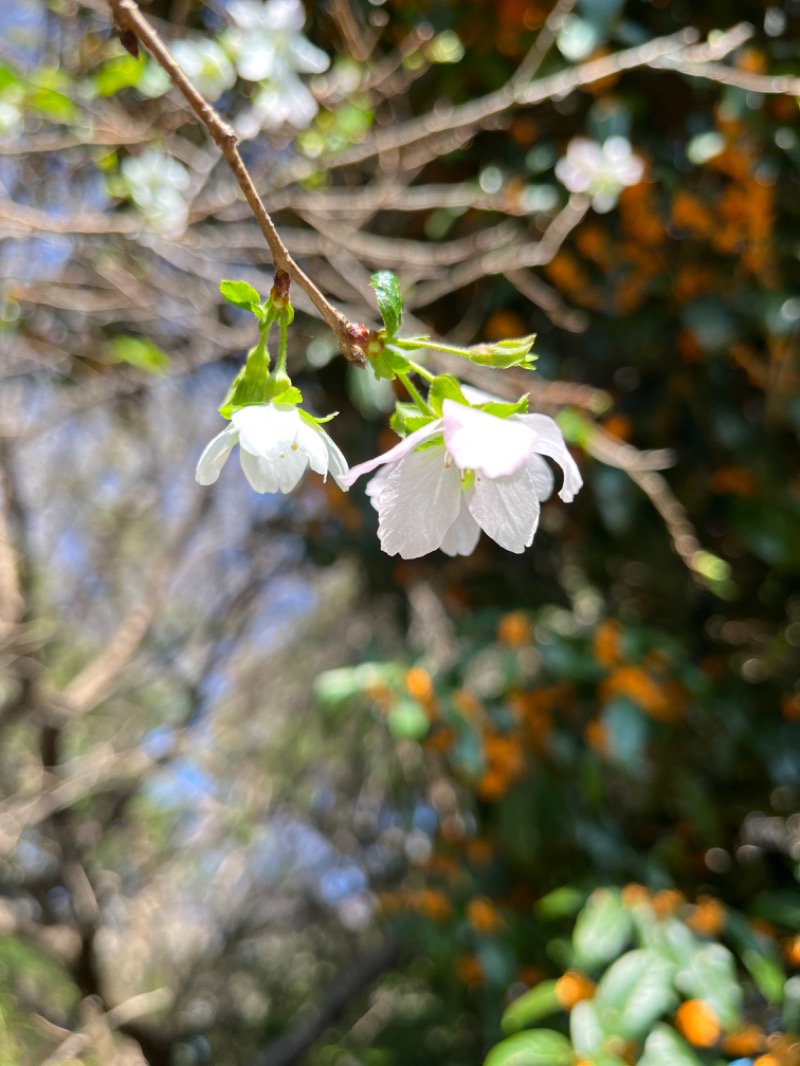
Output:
218 342 270 419
469 334 538 369
370 271 404 339
428 374 467 415
265 383 303 406
370 342 412 381
299 408 338 427
478 395 530 418
220 279 262 312
389 402 435 436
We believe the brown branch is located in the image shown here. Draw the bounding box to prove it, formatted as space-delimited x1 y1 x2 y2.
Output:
107 0 366 366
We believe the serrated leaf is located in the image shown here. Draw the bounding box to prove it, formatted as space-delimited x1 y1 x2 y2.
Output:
484 1029 573 1066
595 949 677 1041
573 889 633 971
220 279 262 311
570 999 603 1054
106 335 170 373
371 271 403 338
502 981 560 1033
637 1024 703 1066
479 396 529 418
429 374 466 415
675 944 741 1028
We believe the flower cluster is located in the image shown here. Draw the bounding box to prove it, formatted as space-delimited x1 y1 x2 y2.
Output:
556 136 644 213
196 272 584 561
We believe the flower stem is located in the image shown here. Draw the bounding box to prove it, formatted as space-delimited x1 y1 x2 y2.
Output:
276 319 289 377
407 360 435 382
398 372 432 414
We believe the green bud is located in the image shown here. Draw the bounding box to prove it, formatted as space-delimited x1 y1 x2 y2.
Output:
468 334 538 369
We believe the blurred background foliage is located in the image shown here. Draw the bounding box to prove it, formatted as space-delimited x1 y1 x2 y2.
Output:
0 0 799 1064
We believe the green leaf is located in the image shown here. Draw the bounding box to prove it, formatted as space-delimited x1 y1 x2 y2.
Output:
535 886 586 920
94 55 145 96
484 1030 573 1066
595 948 678 1041
723 909 786 1004
106 335 170 373
387 698 430 740
389 402 433 436
573 889 633 971
675 944 741 1028
478 396 529 418
314 663 402 708
570 1000 603 1055
502 981 560 1033
220 279 262 311
371 271 403 338
637 1024 703 1066
429 375 467 415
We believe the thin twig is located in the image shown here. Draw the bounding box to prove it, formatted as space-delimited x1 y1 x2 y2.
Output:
107 0 366 365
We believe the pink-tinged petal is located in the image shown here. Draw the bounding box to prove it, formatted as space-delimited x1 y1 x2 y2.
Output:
515 413 583 502
377 446 462 558
339 419 443 488
468 464 541 553
439 494 481 557
195 424 238 485
442 400 537 478
365 462 397 511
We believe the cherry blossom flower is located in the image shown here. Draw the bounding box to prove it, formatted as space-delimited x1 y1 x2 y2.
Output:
225 0 329 135
196 403 348 494
342 401 582 558
555 136 644 213
120 148 191 237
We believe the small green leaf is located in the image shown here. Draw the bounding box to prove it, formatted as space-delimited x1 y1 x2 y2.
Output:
94 55 145 96
570 1000 603 1054
389 403 434 436
535 886 586 920
502 981 560 1033
637 1024 703 1066
387 699 429 740
371 271 404 338
595 949 677 1041
675 944 741 1028
469 334 538 369
220 279 262 311
429 375 466 415
484 1030 573 1066
479 396 529 418
573 889 633 971
106 335 170 373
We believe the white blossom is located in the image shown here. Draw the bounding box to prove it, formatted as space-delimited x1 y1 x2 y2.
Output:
555 136 644 213
342 401 582 559
196 403 348 494
120 148 191 237
225 0 329 135
171 39 236 102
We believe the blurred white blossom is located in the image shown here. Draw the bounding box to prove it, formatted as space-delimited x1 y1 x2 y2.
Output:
225 0 329 136
120 148 191 237
171 39 237 102
555 136 644 213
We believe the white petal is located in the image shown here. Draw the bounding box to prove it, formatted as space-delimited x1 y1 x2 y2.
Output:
525 453 555 501
469 465 541 553
240 448 280 493
296 420 329 478
272 446 309 493
321 432 350 489
377 446 462 559
195 424 238 485
339 419 443 488
233 403 300 460
515 413 583 502
443 400 537 479
439 495 481 557
288 36 330 74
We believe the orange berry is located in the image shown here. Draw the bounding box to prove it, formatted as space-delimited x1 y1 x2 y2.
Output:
497 610 531 647
555 971 596 1009
675 1000 720 1047
467 897 504 935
